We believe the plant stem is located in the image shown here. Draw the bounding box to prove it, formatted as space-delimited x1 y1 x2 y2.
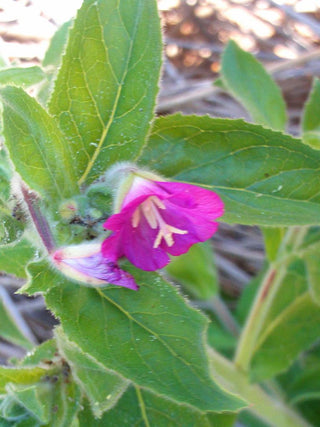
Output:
20 183 55 253
234 263 285 370
209 348 311 427
234 226 307 371
210 295 240 337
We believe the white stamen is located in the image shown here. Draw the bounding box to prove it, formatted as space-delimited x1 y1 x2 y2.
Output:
132 196 188 248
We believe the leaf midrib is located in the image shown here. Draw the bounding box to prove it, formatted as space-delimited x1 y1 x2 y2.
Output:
78 2 142 185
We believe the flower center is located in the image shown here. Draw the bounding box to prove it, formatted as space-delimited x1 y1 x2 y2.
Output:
132 196 188 248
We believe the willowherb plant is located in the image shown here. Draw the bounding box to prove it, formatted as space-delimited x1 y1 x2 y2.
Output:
0 1 320 426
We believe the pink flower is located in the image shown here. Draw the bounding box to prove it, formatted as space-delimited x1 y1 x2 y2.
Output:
51 243 138 291
102 175 224 271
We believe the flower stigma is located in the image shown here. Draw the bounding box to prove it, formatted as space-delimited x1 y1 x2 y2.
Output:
131 195 188 248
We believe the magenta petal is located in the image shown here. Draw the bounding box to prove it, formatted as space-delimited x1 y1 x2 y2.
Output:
156 181 224 218
101 177 224 272
103 215 170 271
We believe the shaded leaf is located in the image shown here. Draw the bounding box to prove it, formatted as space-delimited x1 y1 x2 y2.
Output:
166 241 218 300
302 78 320 134
140 114 320 226
250 293 320 381
0 296 33 350
286 366 320 404
49 0 162 185
221 40 287 130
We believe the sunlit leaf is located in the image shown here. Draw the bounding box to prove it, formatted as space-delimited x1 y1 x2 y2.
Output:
220 40 287 131
49 0 162 185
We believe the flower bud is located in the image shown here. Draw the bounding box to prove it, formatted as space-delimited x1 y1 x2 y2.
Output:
51 243 138 291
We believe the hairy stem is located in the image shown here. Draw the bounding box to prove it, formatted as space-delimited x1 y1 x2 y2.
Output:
21 183 55 253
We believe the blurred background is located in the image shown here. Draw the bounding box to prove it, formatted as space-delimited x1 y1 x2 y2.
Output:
0 0 319 361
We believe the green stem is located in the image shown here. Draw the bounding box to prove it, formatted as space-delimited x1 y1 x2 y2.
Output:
211 295 240 337
234 263 286 370
209 348 311 427
234 227 307 371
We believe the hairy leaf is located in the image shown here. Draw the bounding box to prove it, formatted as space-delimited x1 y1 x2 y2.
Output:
56 329 129 417
140 114 320 226
49 0 162 185
44 266 244 412
0 238 35 278
0 86 79 203
78 386 236 427
0 67 45 87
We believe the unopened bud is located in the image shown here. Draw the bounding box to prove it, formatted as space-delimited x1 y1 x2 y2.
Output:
51 243 138 291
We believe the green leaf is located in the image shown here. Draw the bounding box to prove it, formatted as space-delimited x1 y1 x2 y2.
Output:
21 339 58 366
0 238 35 278
302 131 320 149
208 349 311 427
38 21 73 106
166 241 218 300
302 240 320 305
0 296 33 350
261 259 308 328
8 377 81 427
44 266 244 412
0 86 79 204
261 227 285 262
302 78 320 133
140 114 320 226
286 366 320 404
43 21 72 68
49 0 162 185
39 378 81 427
0 394 32 423
250 293 320 381
56 329 129 417
78 386 236 427
220 40 287 130
0 149 12 201
7 384 50 424
19 260 59 296
0 367 47 393
0 67 45 87
17 339 82 426
0 209 24 245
